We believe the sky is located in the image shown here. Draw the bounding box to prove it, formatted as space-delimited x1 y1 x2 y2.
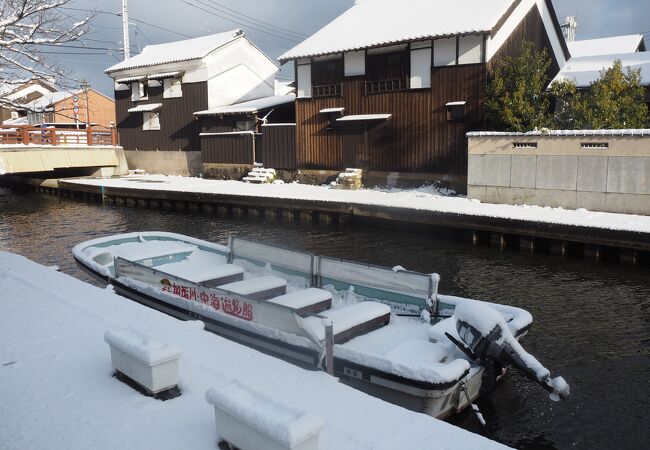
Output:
56 0 650 96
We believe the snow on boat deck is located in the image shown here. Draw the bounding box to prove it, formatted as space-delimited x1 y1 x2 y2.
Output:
64 175 650 234
0 252 508 450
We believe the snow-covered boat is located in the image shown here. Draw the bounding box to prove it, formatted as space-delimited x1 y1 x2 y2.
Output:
73 232 569 419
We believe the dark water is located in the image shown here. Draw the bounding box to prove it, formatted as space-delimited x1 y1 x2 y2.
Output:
1 186 648 450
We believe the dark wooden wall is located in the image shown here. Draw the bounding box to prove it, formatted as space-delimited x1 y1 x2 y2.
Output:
296 64 485 175
201 133 255 165
488 3 562 77
115 81 207 151
257 125 297 169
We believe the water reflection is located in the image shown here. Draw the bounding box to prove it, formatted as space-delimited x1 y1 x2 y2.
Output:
0 187 648 450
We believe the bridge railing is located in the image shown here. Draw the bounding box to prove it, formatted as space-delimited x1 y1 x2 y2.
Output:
0 125 117 147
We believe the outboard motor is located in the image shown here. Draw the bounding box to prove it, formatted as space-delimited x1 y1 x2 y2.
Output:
447 302 570 401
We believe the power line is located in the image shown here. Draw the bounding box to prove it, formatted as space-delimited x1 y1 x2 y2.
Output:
177 0 301 43
198 0 307 39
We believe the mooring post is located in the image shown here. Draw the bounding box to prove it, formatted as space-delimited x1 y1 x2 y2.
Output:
324 319 334 376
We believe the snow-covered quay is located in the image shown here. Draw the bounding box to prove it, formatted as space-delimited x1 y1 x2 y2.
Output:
62 174 650 234
0 252 508 450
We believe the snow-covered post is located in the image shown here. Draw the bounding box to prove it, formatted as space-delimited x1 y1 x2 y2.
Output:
206 381 324 450
323 319 334 376
104 328 181 395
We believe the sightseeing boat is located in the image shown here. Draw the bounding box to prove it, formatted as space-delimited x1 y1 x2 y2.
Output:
73 231 569 419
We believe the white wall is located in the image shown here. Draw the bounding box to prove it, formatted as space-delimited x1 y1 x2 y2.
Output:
204 37 278 108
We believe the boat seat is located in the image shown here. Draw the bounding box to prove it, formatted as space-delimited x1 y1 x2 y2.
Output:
170 264 244 287
220 276 287 300
301 302 391 344
268 288 332 316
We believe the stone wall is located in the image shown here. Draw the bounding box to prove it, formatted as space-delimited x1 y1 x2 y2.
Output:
467 130 650 215
124 150 202 177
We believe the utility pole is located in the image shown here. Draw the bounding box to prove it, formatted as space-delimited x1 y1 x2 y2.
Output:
122 0 130 59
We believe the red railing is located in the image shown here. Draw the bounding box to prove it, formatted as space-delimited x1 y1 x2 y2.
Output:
0 125 117 147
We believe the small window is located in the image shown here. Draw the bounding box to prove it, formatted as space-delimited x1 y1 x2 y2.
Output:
143 112 160 131
131 81 148 101
10 111 19 119
581 142 608 150
513 142 537 149
234 120 255 131
140 81 148 100
446 102 466 121
163 78 182 98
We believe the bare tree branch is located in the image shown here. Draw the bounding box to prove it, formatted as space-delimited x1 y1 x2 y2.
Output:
0 0 94 110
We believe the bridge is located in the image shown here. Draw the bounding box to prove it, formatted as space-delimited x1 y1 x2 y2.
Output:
0 125 127 176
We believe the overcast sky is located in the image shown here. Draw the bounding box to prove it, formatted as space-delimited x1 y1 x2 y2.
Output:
59 0 650 95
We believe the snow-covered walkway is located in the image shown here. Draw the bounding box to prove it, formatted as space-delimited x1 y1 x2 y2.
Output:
65 175 650 233
0 252 508 450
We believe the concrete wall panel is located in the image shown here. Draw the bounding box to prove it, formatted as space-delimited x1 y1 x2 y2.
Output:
577 156 607 192
483 155 511 187
536 156 577 190
607 157 650 195
510 155 536 188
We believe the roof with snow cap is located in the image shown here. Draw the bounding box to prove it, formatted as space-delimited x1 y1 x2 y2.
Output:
105 30 244 73
568 34 645 58
279 0 516 62
194 95 295 116
552 51 650 88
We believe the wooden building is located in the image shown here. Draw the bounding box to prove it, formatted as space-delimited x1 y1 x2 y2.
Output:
195 94 296 170
105 30 279 153
279 0 570 189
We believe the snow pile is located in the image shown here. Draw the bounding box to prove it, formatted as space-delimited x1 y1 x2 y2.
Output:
104 328 181 365
206 380 324 447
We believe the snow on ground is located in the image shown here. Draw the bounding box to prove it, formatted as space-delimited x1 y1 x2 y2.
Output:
66 174 650 233
0 252 508 450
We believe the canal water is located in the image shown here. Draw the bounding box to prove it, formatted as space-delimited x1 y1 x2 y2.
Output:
1 186 648 450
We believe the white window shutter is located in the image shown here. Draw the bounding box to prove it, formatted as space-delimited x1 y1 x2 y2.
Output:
344 51 365 76
410 47 431 89
131 83 140 101
297 64 312 98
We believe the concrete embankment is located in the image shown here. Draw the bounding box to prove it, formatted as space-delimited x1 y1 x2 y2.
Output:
35 175 650 265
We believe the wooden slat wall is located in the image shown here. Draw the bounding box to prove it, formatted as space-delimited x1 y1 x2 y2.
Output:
115 81 207 151
488 3 562 76
201 134 254 164
295 64 485 175
257 125 297 169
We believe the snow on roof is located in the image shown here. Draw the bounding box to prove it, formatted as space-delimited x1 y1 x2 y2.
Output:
0 252 509 450
21 90 76 111
106 30 243 73
128 103 162 113
552 51 650 88
568 34 644 58
279 0 515 61
194 95 295 116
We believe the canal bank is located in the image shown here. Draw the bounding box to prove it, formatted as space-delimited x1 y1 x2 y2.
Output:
14 173 650 264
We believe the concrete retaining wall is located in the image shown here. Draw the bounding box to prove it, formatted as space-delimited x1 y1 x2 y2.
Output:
467 131 650 215
125 150 202 177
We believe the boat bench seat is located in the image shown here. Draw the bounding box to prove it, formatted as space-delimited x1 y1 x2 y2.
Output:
302 301 391 344
173 264 244 287
268 288 332 316
220 276 287 300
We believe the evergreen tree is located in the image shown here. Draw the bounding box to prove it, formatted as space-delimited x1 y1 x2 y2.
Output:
549 61 649 129
485 41 552 132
